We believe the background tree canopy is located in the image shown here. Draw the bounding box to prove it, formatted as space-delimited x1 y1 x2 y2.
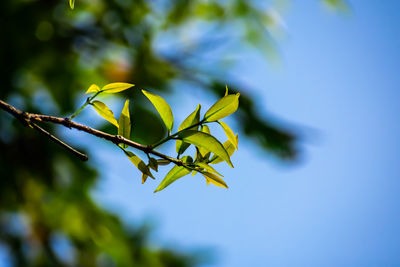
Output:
0 0 346 266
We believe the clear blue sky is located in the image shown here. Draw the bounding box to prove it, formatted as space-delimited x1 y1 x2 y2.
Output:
2 1 398 266
90 1 400 266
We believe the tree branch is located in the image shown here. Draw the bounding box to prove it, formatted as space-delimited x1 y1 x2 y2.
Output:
0 99 182 166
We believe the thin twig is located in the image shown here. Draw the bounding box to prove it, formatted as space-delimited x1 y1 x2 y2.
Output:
30 122 88 161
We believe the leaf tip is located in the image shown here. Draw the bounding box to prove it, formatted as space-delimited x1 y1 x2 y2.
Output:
86 84 100 94
69 0 75 9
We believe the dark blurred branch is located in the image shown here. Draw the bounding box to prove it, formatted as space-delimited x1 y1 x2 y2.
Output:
0 99 182 165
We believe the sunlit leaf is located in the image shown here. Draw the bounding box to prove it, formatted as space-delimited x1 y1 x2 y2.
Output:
201 125 210 134
142 90 174 133
123 150 154 179
154 156 192 192
218 121 238 150
176 104 201 155
118 100 131 148
86 84 100 94
149 157 158 172
198 125 210 157
204 93 240 122
101 83 134 93
202 172 228 188
178 130 233 168
91 100 118 127
209 134 238 164
225 85 229 96
142 173 148 184
196 162 223 177
69 0 75 9
178 104 201 131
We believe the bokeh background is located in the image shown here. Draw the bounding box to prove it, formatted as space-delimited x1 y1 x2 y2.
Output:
1 0 400 266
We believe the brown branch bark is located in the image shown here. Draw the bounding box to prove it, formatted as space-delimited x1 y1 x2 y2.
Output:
0 99 182 165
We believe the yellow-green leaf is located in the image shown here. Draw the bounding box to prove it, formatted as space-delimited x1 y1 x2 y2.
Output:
218 121 238 150
209 134 238 164
196 162 223 177
118 100 131 148
154 161 191 192
69 0 75 9
202 172 228 188
176 104 201 155
142 90 174 133
204 93 240 122
102 83 134 93
198 125 210 157
91 100 118 127
201 125 210 134
178 130 233 168
179 104 201 131
225 85 229 96
124 150 154 179
86 84 100 94
142 173 148 184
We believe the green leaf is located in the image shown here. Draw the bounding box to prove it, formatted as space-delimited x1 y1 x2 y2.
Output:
91 100 119 127
209 134 238 164
101 83 134 93
204 93 240 122
196 162 223 177
202 172 228 188
178 104 201 131
123 150 154 179
201 125 210 134
176 104 201 155
198 125 211 157
69 0 75 9
154 157 192 192
218 121 238 150
118 100 131 148
142 90 174 133
225 85 229 96
148 157 158 172
86 84 100 94
178 130 233 168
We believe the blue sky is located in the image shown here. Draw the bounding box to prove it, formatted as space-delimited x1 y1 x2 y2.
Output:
88 1 400 266
2 1 399 266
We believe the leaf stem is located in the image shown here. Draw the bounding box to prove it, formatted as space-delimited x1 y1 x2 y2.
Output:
152 119 207 148
69 91 102 119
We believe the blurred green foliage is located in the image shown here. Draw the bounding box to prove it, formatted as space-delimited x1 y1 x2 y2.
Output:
0 0 347 265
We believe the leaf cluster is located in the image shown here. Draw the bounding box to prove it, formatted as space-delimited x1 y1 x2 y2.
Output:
75 83 240 192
